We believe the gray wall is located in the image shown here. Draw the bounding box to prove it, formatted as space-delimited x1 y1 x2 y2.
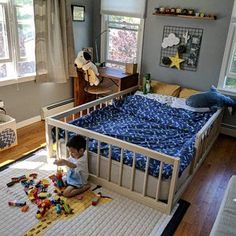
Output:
0 0 95 123
72 0 94 54
142 0 234 91
0 82 73 123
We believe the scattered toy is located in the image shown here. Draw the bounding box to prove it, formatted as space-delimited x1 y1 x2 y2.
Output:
21 205 29 212
8 201 26 207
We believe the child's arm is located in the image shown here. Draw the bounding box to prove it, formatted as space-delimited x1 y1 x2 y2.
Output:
54 159 76 168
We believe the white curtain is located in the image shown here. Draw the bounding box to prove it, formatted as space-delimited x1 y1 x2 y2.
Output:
101 0 147 18
34 0 76 83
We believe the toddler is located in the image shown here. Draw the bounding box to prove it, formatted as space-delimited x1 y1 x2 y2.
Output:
54 135 90 197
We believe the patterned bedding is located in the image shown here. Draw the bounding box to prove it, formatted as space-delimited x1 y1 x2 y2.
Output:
60 94 214 179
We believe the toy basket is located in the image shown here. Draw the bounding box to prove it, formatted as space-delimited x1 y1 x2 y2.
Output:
0 114 17 151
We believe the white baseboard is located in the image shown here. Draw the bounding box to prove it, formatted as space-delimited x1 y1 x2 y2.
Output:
221 124 236 138
17 116 41 129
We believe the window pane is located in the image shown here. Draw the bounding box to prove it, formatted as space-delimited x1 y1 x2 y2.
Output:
225 77 236 90
15 2 34 59
0 62 15 78
18 60 35 75
15 0 35 76
0 4 9 60
107 28 138 63
229 42 236 74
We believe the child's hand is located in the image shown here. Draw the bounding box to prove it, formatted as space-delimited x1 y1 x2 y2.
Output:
54 159 65 166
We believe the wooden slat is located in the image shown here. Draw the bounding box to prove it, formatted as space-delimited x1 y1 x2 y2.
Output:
86 137 89 159
119 148 124 186
97 141 101 177
45 122 53 158
80 111 83 117
55 127 59 158
130 153 136 191
72 114 75 120
107 144 112 181
87 108 90 114
143 156 150 196
156 161 163 201
65 130 68 158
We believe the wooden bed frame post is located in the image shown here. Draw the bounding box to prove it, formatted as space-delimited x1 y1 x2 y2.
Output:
166 158 180 214
45 119 54 158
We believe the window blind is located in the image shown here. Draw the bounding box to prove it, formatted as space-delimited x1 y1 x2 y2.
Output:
101 0 147 18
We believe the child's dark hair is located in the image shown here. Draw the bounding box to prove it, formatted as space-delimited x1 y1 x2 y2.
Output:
66 135 86 151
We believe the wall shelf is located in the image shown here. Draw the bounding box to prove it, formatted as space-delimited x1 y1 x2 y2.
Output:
153 13 217 20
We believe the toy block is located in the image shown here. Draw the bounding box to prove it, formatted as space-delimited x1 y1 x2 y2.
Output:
29 173 38 179
8 201 26 207
21 205 29 212
7 181 16 187
76 194 83 200
38 192 48 199
91 195 101 206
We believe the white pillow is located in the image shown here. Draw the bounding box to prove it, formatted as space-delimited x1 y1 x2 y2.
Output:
171 98 210 112
134 91 177 106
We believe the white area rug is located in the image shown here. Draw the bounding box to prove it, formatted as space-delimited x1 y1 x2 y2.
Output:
0 149 180 236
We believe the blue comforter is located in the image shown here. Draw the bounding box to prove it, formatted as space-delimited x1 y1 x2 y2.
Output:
69 95 213 178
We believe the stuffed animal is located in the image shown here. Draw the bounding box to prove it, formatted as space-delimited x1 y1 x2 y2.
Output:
186 86 236 112
74 51 100 86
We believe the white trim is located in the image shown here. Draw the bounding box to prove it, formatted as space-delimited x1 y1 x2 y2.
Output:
16 115 41 129
221 126 236 137
218 87 236 96
0 74 35 87
218 1 236 94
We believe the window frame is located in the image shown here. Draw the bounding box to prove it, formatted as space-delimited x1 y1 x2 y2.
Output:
100 14 144 72
0 0 35 87
218 16 236 95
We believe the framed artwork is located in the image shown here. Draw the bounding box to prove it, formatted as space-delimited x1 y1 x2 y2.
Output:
72 5 85 22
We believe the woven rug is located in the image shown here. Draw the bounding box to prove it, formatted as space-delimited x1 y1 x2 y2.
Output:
0 148 190 236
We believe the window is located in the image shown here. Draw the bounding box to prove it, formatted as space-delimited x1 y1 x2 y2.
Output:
0 0 35 82
218 2 236 94
101 15 144 70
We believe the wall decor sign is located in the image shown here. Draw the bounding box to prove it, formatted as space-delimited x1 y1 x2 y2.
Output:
72 5 85 22
160 25 203 71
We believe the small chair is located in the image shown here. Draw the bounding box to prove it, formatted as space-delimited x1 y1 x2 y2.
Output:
84 83 111 99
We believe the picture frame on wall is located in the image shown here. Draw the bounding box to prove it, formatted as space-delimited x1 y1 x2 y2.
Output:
72 5 85 22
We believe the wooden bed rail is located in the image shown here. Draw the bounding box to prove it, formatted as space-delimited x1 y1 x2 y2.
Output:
45 87 223 214
51 86 138 120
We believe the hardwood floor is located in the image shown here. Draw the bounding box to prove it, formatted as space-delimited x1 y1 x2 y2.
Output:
1 121 236 235
175 134 236 236
0 121 45 166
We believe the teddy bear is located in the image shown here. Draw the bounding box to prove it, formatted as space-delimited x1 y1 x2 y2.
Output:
74 51 100 86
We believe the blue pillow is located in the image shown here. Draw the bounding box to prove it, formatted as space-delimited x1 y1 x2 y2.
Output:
186 86 236 112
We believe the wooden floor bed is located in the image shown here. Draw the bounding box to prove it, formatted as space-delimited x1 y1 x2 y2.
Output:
45 86 223 214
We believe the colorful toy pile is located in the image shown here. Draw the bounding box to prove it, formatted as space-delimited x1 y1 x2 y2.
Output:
7 170 111 221
7 171 73 219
